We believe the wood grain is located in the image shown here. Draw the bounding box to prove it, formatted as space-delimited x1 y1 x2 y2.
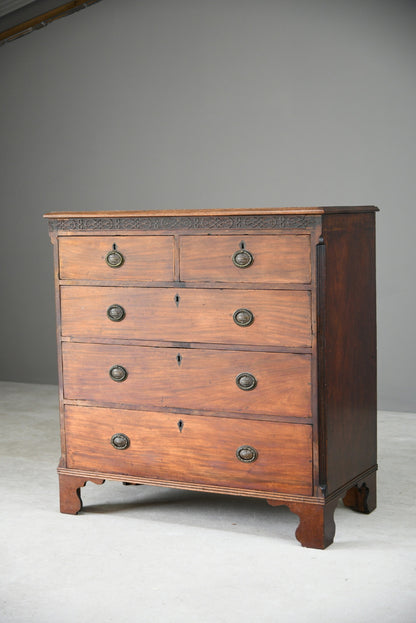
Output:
58 473 104 515
44 206 379 219
59 235 174 281
62 342 312 418
319 213 377 494
60 286 312 348
180 234 311 283
64 406 313 495
45 207 378 548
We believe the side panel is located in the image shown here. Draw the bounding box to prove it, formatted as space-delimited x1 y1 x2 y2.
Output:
320 213 377 493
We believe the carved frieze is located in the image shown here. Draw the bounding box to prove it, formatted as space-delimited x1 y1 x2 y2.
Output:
48 214 317 231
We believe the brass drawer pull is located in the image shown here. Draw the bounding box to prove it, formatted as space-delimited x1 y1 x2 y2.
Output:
236 445 258 463
109 365 128 382
107 304 125 322
236 372 257 391
232 249 253 268
105 249 124 268
233 308 254 327
111 433 130 450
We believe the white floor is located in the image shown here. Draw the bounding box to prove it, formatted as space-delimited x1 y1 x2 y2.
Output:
0 381 415 623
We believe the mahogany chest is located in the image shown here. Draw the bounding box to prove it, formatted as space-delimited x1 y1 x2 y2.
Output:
45 207 378 548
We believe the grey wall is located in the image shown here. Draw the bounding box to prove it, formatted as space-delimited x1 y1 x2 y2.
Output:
1 0 415 411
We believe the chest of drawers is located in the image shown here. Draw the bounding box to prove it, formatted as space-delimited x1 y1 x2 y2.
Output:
45 207 378 548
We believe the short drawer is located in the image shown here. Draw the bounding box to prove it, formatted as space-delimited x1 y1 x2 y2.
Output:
180 234 311 283
64 405 313 495
60 286 312 348
59 236 174 281
62 343 311 418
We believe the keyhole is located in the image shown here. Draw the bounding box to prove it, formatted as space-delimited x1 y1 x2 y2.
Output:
240 241 245 250
113 243 117 250
177 353 182 366
174 294 180 307
177 420 184 433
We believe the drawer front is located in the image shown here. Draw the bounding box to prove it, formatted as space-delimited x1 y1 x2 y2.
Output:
59 236 174 281
180 234 311 283
60 286 312 348
62 342 311 418
65 405 313 495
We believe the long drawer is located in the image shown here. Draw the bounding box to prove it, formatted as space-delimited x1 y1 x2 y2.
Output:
62 342 311 418
64 405 313 495
59 236 174 281
60 286 312 348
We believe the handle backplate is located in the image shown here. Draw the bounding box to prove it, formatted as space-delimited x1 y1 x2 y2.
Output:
107 304 125 322
111 433 130 450
109 365 128 382
236 445 258 463
236 372 257 391
233 308 254 327
105 250 124 268
232 249 253 268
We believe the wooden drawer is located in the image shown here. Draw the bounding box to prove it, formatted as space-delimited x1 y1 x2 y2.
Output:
64 405 313 495
59 236 174 281
180 234 311 283
60 286 312 348
62 342 311 418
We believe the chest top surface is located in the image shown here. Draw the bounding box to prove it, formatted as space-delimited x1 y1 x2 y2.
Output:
44 206 378 231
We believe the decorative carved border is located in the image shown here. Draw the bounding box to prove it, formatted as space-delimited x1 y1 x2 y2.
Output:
48 214 317 231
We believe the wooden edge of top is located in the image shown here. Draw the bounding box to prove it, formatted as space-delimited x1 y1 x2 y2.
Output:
43 206 379 219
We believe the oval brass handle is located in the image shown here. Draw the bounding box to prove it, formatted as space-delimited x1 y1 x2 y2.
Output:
105 250 124 268
236 445 258 463
236 372 257 391
107 304 125 322
233 308 254 327
109 365 128 382
111 433 130 450
232 249 253 268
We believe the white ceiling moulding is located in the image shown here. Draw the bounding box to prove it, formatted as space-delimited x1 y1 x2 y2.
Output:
0 0 103 45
